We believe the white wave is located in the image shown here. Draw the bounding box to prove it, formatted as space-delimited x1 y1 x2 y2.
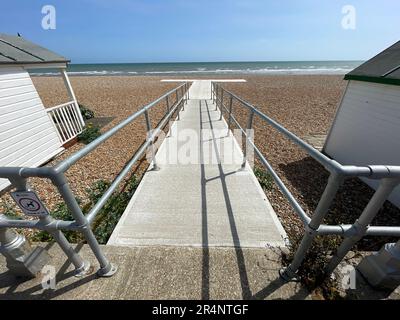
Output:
31 67 353 76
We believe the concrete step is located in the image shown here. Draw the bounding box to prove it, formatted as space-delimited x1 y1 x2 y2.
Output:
0 243 310 300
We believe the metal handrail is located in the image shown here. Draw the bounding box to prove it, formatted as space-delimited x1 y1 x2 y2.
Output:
211 82 400 280
0 82 191 277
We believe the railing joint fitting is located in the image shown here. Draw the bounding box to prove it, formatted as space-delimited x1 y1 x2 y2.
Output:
344 220 367 238
305 224 318 236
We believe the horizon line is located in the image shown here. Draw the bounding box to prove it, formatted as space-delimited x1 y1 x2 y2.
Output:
68 59 365 65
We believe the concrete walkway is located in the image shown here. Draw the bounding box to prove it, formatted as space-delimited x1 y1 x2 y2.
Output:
108 80 287 248
0 243 310 300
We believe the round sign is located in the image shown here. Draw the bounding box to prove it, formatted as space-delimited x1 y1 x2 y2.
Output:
18 198 41 212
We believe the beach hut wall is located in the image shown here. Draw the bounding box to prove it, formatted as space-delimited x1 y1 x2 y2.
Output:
324 41 400 208
0 33 82 192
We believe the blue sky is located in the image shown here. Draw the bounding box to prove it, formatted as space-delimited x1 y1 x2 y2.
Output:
1 0 399 63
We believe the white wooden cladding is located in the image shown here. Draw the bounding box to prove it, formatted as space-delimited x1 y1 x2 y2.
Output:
324 80 400 208
0 67 63 191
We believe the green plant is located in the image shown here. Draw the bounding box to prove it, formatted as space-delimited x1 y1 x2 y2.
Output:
32 175 140 245
92 175 140 244
281 232 343 300
32 200 84 243
79 104 95 120
78 123 102 144
254 166 274 191
0 201 21 220
87 180 111 204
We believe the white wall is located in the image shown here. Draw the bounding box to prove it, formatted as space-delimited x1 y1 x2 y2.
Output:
0 66 63 191
324 80 400 208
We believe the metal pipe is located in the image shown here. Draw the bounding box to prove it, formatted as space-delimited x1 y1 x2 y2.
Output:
281 172 344 280
219 89 223 112
216 86 398 179
227 95 233 132
241 110 255 169
316 224 400 237
325 178 400 275
144 110 159 171
215 96 311 225
54 173 116 276
166 95 170 112
41 215 88 274
86 95 185 224
0 83 191 279
55 84 186 173
86 138 152 225
254 145 311 225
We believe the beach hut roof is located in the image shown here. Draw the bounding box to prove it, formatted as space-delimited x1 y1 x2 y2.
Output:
345 40 400 86
0 33 69 67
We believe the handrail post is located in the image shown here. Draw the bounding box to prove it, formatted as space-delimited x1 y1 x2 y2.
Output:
218 88 223 111
52 172 117 277
185 82 188 104
4 175 93 277
166 95 170 113
280 172 345 280
219 89 225 120
181 87 185 111
227 95 233 136
144 110 160 171
241 109 255 170
324 177 400 276
214 84 218 103
216 83 218 104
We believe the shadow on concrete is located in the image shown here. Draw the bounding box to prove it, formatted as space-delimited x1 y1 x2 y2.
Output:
0 242 97 300
201 100 252 299
251 276 309 300
199 99 310 300
199 100 210 300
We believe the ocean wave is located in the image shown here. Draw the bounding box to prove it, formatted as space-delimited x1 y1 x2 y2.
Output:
31 67 353 76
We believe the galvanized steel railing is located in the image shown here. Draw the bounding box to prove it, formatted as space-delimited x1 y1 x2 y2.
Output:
211 81 400 280
46 101 85 144
0 82 190 277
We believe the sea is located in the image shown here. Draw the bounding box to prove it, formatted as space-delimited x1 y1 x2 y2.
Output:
30 61 363 76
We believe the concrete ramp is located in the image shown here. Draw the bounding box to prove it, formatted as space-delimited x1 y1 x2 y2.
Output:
108 81 286 248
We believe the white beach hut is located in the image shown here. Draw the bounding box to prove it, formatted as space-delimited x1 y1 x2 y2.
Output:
323 40 400 207
0 33 85 192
